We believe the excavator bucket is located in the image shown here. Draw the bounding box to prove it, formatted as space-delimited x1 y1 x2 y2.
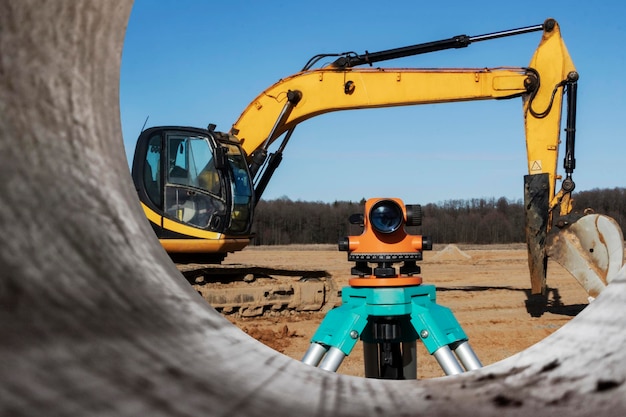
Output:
546 214 625 299
524 174 625 301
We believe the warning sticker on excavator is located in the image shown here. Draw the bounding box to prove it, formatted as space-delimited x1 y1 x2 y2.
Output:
530 160 542 172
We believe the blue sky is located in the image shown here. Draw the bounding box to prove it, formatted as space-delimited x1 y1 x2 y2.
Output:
120 1 625 205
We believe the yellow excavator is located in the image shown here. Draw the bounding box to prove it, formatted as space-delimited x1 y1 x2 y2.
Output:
131 18 624 315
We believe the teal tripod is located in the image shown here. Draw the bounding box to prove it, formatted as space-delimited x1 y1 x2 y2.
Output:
302 279 482 378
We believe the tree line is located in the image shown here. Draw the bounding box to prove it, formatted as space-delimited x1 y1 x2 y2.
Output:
250 187 626 246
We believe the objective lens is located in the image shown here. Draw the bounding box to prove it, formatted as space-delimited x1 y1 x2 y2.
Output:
369 200 403 234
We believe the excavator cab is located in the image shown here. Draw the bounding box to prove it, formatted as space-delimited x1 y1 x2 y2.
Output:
132 126 254 263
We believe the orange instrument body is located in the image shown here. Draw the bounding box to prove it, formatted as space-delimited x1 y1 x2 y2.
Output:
338 198 431 287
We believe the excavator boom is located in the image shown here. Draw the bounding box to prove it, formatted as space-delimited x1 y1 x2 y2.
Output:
232 67 533 154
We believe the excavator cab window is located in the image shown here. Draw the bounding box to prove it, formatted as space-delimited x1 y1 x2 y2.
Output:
222 142 253 233
132 126 254 236
163 133 226 229
166 135 221 194
144 134 162 207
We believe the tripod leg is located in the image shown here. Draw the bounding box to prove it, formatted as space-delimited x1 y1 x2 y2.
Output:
453 341 483 371
318 347 346 372
409 285 481 375
433 345 464 375
302 343 328 367
301 298 368 372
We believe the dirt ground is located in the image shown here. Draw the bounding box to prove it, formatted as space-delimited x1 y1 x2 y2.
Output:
217 244 591 379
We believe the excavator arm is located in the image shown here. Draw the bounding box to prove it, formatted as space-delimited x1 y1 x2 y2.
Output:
523 21 623 299
523 20 579 295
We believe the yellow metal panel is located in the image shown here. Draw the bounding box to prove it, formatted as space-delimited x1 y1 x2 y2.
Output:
524 20 576 203
233 68 530 155
159 238 250 254
141 202 162 225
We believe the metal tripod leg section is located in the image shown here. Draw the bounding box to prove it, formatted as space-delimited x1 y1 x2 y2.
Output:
433 345 464 375
319 347 347 372
431 342 482 375
410 285 482 375
301 343 328 367
301 299 369 372
454 340 483 371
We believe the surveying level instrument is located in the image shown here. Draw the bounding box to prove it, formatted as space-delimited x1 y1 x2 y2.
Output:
302 198 482 379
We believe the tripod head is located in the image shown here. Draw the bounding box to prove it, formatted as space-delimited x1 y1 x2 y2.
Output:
338 198 432 285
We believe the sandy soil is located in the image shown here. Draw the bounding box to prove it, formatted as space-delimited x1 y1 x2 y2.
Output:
217 244 590 379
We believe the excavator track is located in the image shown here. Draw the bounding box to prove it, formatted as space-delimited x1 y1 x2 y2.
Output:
177 263 341 317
